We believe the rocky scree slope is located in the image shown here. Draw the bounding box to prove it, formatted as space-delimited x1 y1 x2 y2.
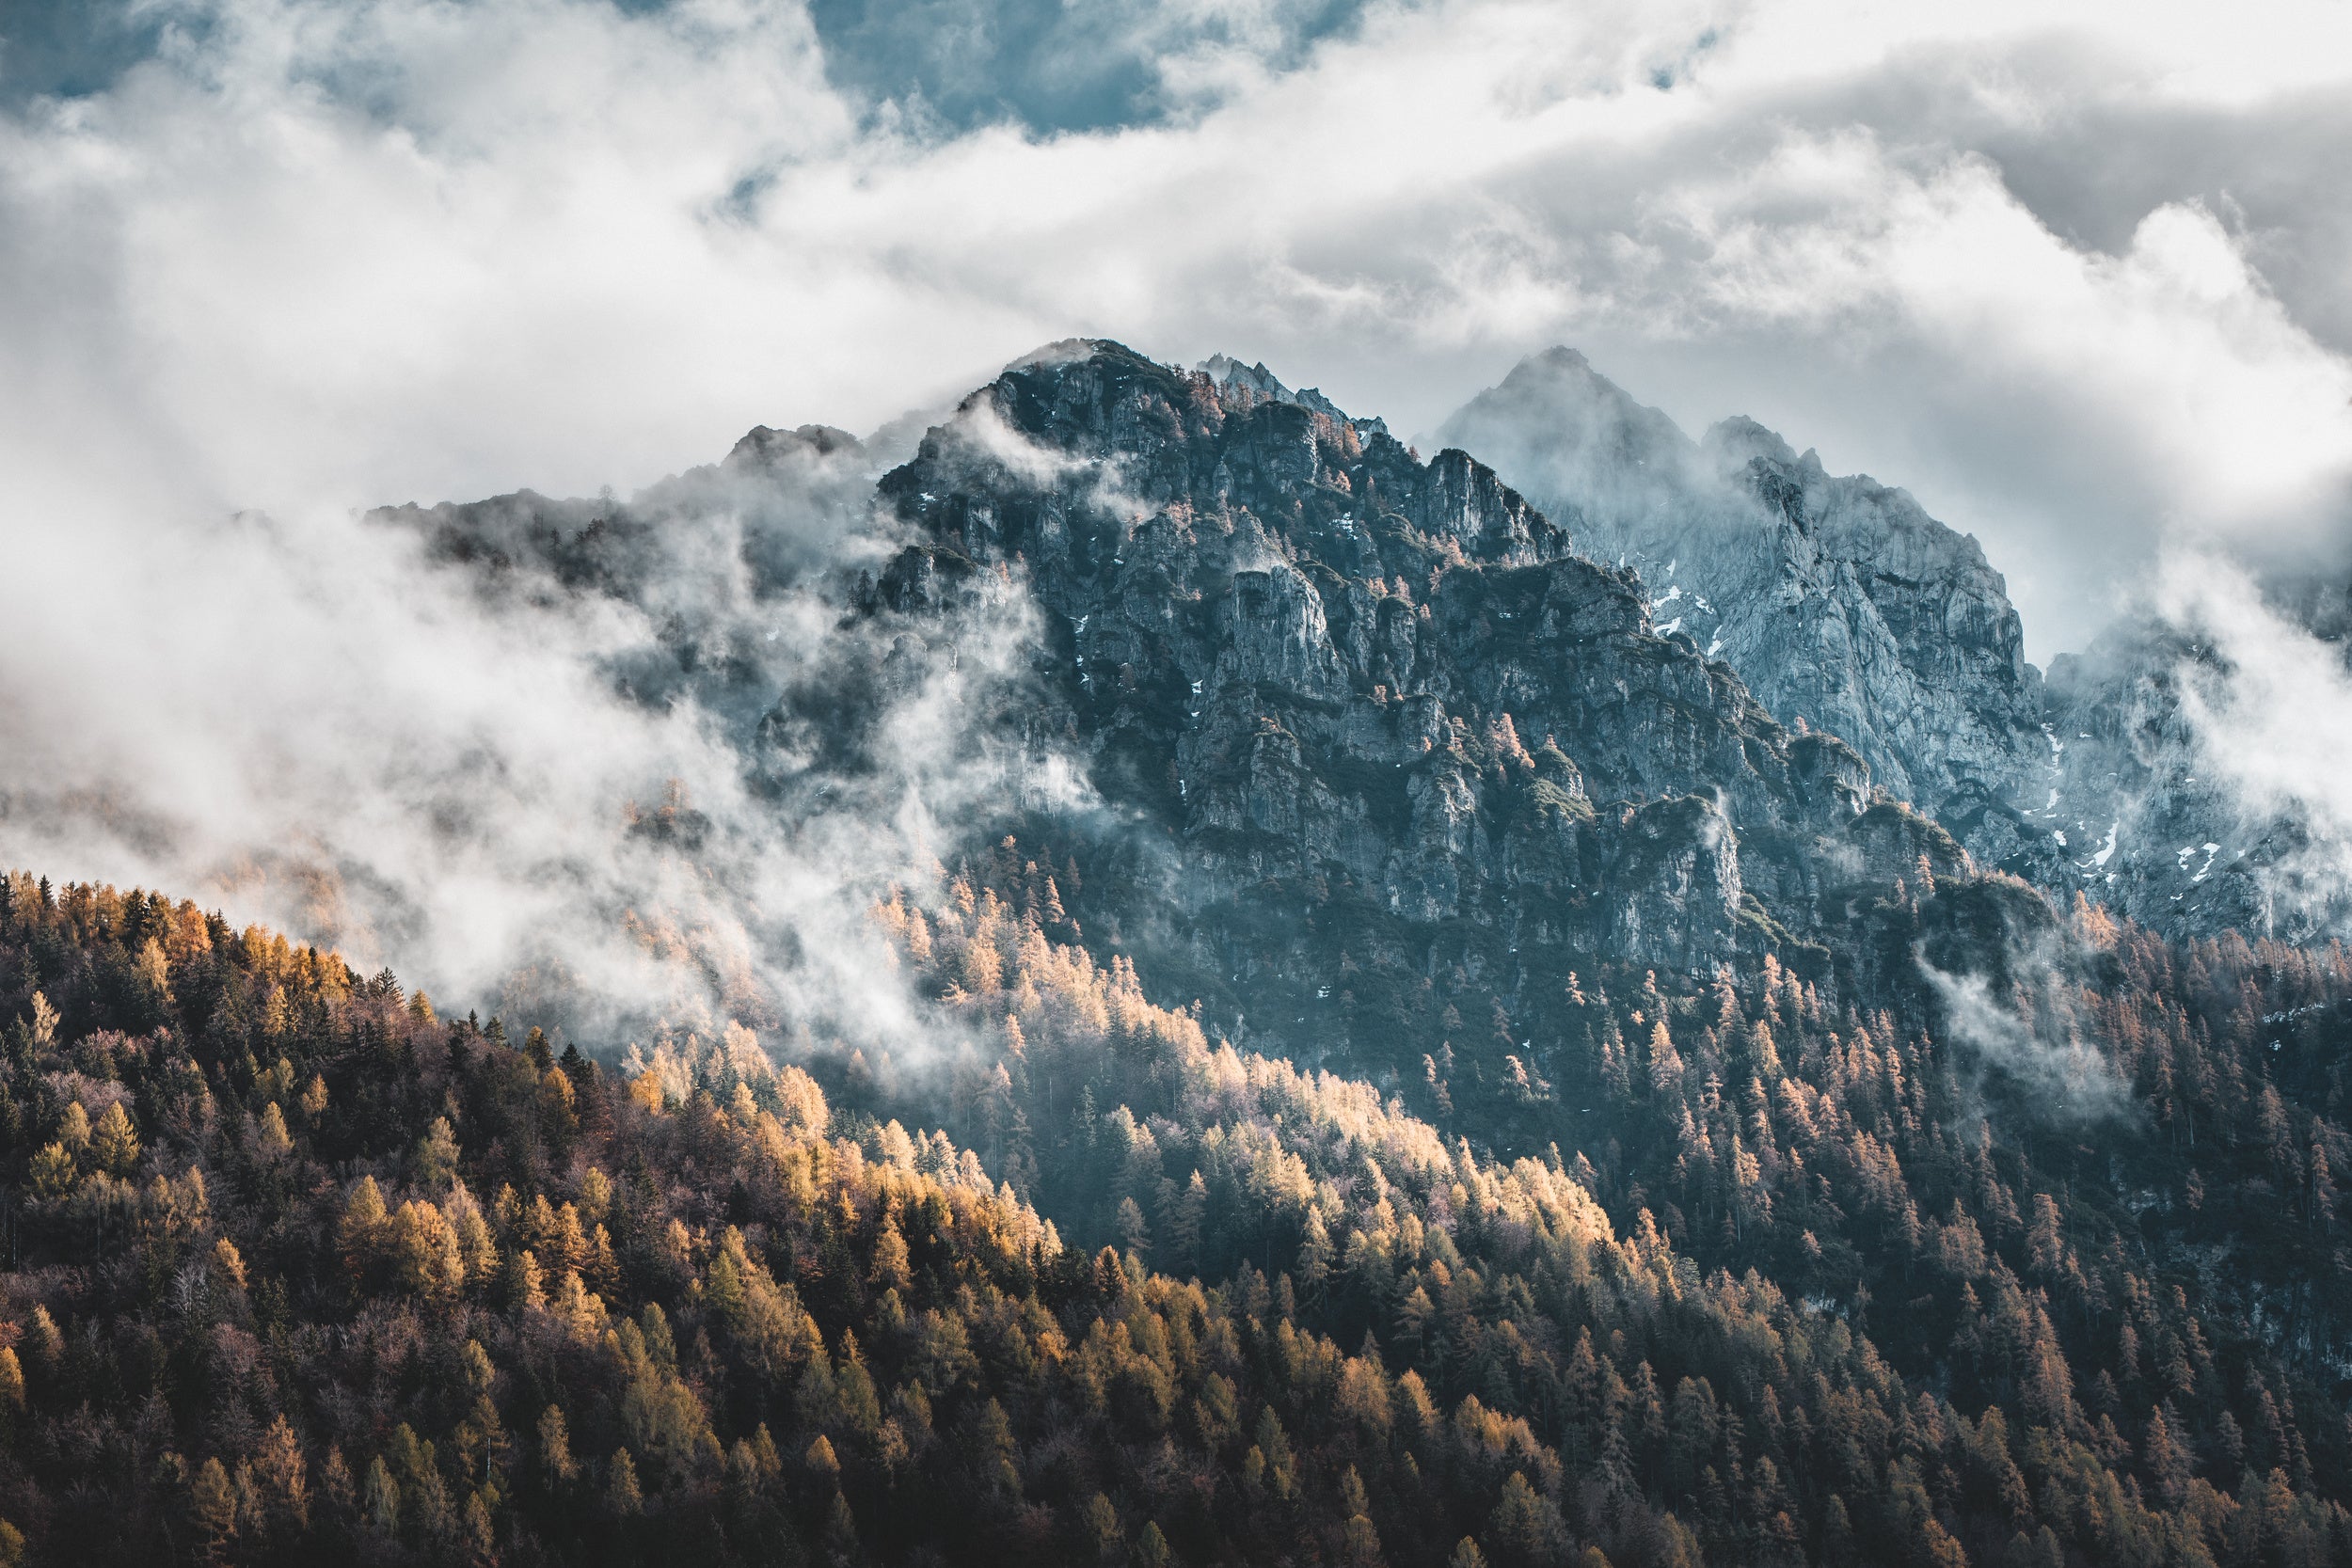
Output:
1437 348 2053 879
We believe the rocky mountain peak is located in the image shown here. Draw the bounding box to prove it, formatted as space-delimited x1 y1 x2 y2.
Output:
1436 345 1693 527
1439 347 2050 874
1699 413 1799 473
891 339 1567 596
847 340 2045 1077
725 421 863 471
1194 351 1380 434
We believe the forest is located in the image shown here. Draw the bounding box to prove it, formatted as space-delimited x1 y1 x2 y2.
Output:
0 863 2347 1566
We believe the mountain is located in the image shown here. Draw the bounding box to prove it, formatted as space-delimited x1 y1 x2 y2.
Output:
1433 347 2352 947
3 341 2349 1568
1433 349 2053 879
859 341 2059 1088
2031 574 2352 944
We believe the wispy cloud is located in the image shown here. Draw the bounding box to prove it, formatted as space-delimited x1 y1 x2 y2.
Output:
2153 548 2352 932
1 0 2348 1027
1917 945 2131 1126
0 412 1074 1052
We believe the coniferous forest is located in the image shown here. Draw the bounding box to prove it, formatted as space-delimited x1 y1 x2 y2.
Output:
7 0 2352 1563
1 860 2347 1567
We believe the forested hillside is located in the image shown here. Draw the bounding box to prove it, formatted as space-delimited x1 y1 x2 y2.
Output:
2 868 2347 1567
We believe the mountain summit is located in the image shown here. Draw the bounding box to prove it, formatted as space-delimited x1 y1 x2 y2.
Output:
1438 349 2051 873
3 340 2348 1568
1438 346 2352 945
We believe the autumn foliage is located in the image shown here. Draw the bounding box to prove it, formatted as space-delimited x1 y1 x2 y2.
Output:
0 868 2346 1566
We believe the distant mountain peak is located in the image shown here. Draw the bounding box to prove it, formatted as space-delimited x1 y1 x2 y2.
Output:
1439 347 2045 863
1195 350 1384 436
1698 413 1797 472
725 422 863 470
1004 336 1116 373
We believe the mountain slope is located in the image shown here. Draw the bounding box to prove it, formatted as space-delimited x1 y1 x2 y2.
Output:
1435 349 2051 876
1431 348 2352 948
6 866 2350 1568
2030 574 2352 944
855 341 2054 1110
24 337 2328 1568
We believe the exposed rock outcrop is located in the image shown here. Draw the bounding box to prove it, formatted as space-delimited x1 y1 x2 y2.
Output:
385 340 2061 1089
1437 348 2050 871
2026 592 2352 942
847 342 2050 1081
873 343 1834 966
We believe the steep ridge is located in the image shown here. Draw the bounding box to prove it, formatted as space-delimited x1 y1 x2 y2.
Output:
865 341 2040 1095
376 338 2050 1100
5 344 2346 1568
1435 349 2051 878
1431 348 2352 946
2032 579 2352 943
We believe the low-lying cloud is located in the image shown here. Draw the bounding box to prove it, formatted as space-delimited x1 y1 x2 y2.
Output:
1 0 2349 1034
1917 948 2132 1127
2155 548 2352 932
0 409 1081 1053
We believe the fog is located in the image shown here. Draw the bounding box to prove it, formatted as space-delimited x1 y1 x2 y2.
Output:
3 0 2349 1026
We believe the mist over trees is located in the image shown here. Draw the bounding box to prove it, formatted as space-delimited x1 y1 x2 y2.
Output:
4 3 2349 1564
0 861 2345 1566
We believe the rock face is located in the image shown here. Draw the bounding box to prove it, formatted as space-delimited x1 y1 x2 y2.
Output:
884 344 1765 941
1436 348 2051 872
2025 586 2352 943
859 341 2039 1082
384 340 2059 1091
1430 347 2352 945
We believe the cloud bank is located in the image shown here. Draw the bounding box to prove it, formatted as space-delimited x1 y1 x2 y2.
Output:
2154 550 2352 932
2 0 2346 634
2 0 2349 1022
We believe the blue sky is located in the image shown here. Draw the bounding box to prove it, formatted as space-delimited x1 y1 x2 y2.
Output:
3 0 1377 129
0 2 169 100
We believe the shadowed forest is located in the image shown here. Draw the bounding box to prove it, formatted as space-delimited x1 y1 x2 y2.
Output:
0 864 2345 1566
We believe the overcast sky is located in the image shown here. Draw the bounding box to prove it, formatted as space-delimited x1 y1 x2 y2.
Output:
5 0 2350 657
3 0 2350 1014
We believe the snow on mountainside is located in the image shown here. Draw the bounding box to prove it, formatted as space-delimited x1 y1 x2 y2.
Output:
1430 346 2352 945
1435 349 2054 878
